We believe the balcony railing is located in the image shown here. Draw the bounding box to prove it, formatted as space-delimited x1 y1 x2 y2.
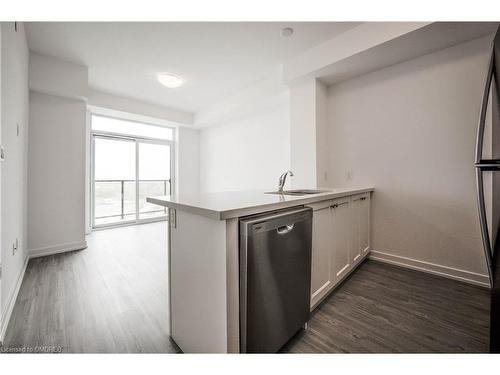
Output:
94 179 169 224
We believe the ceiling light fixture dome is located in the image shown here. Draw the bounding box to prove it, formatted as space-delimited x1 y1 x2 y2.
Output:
158 73 184 88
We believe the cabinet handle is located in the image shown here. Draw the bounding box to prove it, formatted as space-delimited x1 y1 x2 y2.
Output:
331 201 349 209
353 196 367 202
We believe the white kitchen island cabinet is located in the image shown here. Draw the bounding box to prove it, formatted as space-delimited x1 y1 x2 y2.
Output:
147 187 373 353
308 193 371 310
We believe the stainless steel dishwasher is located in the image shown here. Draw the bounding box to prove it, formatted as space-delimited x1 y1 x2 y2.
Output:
239 207 313 353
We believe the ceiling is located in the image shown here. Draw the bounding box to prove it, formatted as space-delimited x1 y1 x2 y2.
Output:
25 22 360 113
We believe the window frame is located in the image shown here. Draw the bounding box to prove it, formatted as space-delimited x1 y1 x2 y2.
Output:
90 112 175 230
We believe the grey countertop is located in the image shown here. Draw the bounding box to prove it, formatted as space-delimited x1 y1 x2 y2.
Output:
147 187 374 220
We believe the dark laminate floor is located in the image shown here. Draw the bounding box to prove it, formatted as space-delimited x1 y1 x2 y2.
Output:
283 260 490 353
1 222 490 353
2 222 178 353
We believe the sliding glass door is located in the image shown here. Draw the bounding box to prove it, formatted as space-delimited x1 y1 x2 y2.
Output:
92 134 173 228
138 141 171 220
93 136 137 226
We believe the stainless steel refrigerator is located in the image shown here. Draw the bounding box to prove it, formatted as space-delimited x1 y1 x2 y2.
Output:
475 25 500 353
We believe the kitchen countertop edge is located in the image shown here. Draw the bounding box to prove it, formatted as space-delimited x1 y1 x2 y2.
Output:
147 187 374 221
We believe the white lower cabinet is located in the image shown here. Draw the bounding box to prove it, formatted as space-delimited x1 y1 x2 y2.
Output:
351 192 371 266
310 200 334 307
309 192 371 309
331 197 351 284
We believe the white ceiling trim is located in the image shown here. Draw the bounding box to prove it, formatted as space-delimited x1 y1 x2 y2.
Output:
87 89 194 126
284 21 499 85
29 52 89 101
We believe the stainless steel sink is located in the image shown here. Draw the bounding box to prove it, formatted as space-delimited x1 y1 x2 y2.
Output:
266 189 329 196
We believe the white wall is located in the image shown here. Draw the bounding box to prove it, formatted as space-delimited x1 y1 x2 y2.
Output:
177 127 200 194
326 35 492 278
289 78 330 189
315 80 329 188
290 79 317 188
28 53 89 256
28 92 87 256
1 22 29 336
199 105 291 193
194 67 287 128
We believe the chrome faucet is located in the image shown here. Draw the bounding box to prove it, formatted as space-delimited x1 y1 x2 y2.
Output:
278 170 294 193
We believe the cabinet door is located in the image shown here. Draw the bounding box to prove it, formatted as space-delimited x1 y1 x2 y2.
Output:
310 202 333 308
359 194 370 255
331 197 351 283
351 193 371 265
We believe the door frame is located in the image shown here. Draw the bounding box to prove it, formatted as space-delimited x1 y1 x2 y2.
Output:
90 129 175 230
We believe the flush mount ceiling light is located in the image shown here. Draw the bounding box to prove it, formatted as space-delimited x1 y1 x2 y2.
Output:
280 27 294 37
158 73 184 88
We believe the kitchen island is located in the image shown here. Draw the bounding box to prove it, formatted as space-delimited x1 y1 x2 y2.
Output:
147 187 374 353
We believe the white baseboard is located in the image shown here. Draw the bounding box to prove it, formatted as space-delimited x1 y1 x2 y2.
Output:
369 250 490 288
28 240 87 259
1 256 29 343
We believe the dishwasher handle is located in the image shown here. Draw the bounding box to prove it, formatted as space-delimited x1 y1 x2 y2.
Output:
240 207 312 237
277 224 294 234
